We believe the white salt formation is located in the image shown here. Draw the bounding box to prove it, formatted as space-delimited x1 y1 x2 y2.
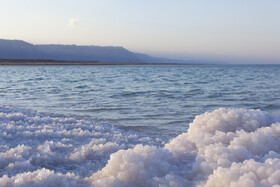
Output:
0 106 279 186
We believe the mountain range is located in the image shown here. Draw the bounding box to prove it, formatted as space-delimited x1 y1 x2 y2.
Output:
0 39 208 64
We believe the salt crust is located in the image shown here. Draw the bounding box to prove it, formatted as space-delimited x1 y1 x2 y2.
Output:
0 106 279 186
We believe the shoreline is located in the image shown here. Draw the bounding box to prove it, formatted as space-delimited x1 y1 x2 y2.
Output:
0 59 200 66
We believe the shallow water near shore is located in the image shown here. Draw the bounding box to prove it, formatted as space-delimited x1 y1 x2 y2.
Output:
1 65 280 137
1 64 280 186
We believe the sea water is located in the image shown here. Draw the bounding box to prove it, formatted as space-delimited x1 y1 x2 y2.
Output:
0 65 280 186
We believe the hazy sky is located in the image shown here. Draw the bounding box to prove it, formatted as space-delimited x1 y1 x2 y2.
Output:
1 0 280 63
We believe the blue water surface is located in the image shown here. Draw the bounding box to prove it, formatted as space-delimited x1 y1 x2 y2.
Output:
1 64 279 137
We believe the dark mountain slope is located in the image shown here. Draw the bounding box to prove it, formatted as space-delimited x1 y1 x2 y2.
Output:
0 39 45 59
0 39 209 64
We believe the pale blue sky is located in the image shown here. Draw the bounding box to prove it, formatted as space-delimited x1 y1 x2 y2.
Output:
1 0 280 63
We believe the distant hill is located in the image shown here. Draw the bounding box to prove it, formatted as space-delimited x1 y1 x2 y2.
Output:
0 39 209 64
0 39 45 59
0 39 143 63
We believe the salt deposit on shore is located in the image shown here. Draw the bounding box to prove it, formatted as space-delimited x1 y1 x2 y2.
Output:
0 106 279 186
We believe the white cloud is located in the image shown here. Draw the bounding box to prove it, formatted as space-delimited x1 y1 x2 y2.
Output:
68 18 79 28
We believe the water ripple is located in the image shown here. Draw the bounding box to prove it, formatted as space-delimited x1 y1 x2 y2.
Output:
0 65 280 137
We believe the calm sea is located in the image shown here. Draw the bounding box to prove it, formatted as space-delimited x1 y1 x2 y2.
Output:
1 64 280 186
1 64 279 137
